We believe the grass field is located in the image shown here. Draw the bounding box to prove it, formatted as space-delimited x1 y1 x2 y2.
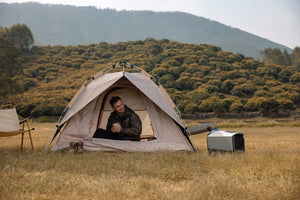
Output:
0 121 299 200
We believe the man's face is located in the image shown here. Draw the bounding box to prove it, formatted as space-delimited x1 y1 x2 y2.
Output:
112 99 125 116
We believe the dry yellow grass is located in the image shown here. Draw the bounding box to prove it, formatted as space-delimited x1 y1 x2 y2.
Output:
0 122 299 200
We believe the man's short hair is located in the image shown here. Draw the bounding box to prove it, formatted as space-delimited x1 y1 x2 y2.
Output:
110 96 122 107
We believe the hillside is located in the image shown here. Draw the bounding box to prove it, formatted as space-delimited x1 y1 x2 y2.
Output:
0 2 291 59
7 38 300 117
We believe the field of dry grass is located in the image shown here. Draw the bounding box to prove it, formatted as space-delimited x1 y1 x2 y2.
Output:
0 121 299 200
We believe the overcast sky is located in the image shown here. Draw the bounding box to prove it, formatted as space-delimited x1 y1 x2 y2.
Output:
1 0 299 49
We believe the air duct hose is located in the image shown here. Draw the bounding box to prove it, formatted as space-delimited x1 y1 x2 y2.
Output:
187 123 218 135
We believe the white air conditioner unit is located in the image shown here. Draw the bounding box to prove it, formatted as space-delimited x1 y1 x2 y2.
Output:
207 130 245 153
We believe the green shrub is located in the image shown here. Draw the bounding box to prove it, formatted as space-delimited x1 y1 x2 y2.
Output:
229 101 244 112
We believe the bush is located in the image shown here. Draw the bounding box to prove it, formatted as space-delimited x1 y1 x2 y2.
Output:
198 97 219 112
184 102 200 113
275 91 300 104
175 76 195 91
159 74 175 88
231 86 244 97
260 98 279 112
254 90 272 97
17 104 36 117
187 89 209 100
276 98 296 110
289 72 300 84
221 80 235 94
101 51 113 58
244 97 279 112
229 101 244 112
151 67 168 78
214 99 232 113
205 84 219 93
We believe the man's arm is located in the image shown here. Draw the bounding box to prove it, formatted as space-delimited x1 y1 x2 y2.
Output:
106 115 114 133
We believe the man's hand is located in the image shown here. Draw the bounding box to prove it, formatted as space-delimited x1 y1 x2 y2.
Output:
111 122 121 133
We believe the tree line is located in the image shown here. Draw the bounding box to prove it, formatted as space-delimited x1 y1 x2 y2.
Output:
261 47 300 68
1 24 299 117
0 23 34 104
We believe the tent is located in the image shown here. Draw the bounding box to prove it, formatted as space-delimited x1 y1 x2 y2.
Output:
45 62 195 152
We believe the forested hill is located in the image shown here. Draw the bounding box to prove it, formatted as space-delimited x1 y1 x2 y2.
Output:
0 2 291 59
7 39 300 117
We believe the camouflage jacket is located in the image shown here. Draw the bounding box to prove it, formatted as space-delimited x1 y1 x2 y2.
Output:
106 105 142 141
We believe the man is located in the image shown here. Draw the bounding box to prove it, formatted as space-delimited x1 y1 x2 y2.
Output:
94 96 142 141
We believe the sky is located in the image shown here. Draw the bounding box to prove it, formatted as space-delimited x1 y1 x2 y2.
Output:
1 0 299 49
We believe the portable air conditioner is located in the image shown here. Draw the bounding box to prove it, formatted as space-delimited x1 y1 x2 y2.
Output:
207 130 245 153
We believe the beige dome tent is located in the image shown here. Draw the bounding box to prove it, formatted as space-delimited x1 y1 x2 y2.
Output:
45 62 195 152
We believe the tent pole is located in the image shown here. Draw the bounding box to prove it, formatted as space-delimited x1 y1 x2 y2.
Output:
44 106 68 152
173 104 197 152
